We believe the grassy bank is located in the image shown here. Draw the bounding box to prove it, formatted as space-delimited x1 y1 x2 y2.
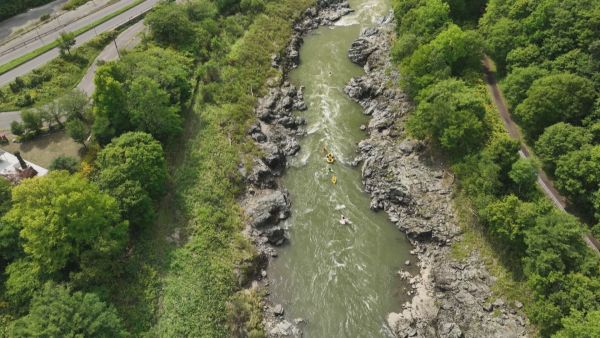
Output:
155 1 315 335
0 0 145 76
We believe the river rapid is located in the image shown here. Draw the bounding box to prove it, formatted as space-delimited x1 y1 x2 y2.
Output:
267 0 415 336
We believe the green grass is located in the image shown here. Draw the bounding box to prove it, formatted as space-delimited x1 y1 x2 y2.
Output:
450 192 537 335
0 32 116 111
94 1 318 335
0 0 145 76
151 1 316 336
62 0 93 11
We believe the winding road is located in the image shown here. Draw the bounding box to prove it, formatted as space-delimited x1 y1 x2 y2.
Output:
483 57 600 255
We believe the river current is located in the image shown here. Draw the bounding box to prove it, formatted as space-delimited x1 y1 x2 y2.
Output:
267 0 414 336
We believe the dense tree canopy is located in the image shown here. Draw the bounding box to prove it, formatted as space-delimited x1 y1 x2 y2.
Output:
95 132 167 226
514 73 597 139
554 310 600 338
92 48 192 143
535 123 592 172
400 24 483 96
408 79 487 155
146 3 195 47
2 172 128 275
554 145 600 211
10 282 126 337
501 66 549 109
393 0 600 335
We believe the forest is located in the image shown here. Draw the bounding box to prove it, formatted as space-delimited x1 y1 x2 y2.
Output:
392 0 600 336
0 0 313 336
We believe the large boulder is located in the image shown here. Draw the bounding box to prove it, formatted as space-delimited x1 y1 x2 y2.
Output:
244 190 290 228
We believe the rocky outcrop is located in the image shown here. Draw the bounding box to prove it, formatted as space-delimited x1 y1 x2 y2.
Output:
238 1 352 337
345 13 530 338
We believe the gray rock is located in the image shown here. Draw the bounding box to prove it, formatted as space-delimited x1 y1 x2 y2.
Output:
244 190 290 228
273 304 285 316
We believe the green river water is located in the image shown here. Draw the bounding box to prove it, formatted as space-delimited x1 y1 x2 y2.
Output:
267 0 415 336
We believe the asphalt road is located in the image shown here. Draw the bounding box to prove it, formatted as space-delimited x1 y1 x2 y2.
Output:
483 57 600 255
0 0 144 63
0 18 146 131
0 0 159 87
0 0 68 42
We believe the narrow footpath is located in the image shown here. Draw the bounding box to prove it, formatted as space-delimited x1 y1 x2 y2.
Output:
482 57 600 255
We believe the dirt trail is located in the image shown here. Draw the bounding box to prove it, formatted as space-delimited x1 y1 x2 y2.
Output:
482 57 600 255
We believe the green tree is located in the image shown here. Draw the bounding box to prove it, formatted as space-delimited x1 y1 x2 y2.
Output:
95 132 167 199
524 211 588 278
481 18 525 72
21 109 43 134
482 195 541 252
1 171 128 275
59 89 92 123
39 101 65 129
408 79 488 155
515 73 597 139
92 63 127 144
10 121 24 136
66 118 89 148
554 310 600 338
446 0 487 22
501 66 549 109
215 0 240 14
400 24 483 96
535 122 592 172
509 158 538 195
397 0 450 46
57 32 76 57
10 282 126 337
146 3 195 47
505 44 542 71
185 0 218 20
118 47 193 104
0 177 10 215
483 137 521 188
49 155 80 173
240 0 265 13
127 76 182 142
555 145 600 209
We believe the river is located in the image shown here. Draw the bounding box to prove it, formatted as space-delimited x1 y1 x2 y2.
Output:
267 0 415 336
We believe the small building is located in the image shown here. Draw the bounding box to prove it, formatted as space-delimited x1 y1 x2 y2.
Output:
0 149 48 183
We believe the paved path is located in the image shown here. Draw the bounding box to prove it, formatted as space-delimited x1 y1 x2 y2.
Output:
0 0 160 87
483 57 600 255
77 20 145 96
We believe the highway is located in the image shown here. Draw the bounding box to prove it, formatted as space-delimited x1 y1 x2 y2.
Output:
0 0 159 87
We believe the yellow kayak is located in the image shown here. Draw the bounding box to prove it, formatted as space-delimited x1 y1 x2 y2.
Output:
326 153 335 164
331 175 337 185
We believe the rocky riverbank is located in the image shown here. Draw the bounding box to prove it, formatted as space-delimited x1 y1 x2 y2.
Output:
239 1 353 336
344 13 529 338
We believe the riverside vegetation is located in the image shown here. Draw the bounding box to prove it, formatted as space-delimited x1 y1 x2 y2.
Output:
0 0 320 336
392 0 600 336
